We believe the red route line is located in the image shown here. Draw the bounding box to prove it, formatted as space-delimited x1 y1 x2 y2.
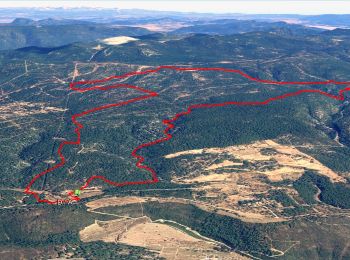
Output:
23 66 350 204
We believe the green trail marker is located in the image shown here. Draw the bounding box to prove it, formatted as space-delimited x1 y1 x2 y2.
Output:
74 189 81 196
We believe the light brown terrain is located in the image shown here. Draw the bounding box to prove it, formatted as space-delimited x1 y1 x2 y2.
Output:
85 196 147 210
79 216 248 260
163 139 345 222
0 101 66 120
165 139 344 182
101 36 138 45
80 216 151 243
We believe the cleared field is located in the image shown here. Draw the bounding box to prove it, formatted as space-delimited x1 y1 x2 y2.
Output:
162 139 346 221
166 139 344 182
86 196 147 210
101 36 138 45
79 216 248 260
80 216 150 243
0 102 66 119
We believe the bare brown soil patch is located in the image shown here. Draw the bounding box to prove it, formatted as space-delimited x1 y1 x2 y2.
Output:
86 196 147 210
0 102 66 120
119 221 247 259
79 216 247 260
166 139 344 182
101 36 138 45
78 187 103 199
164 139 345 222
80 216 150 243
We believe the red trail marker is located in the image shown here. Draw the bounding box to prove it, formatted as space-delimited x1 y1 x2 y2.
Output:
23 66 350 204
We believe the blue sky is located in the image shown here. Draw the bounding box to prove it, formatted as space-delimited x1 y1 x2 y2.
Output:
1 1 350 15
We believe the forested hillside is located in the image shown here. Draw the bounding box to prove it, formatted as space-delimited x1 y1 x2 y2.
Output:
0 14 350 259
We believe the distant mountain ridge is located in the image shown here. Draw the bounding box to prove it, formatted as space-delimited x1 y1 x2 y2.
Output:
172 19 323 35
0 20 151 50
1 8 350 28
1 15 350 51
10 17 94 26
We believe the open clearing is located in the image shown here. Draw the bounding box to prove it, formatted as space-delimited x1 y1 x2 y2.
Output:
101 36 138 45
162 139 346 221
79 216 247 260
165 139 344 183
85 196 147 210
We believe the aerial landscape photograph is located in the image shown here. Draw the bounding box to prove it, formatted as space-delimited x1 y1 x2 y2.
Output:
0 0 350 259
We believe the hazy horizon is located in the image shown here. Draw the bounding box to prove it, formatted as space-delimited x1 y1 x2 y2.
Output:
0 1 350 15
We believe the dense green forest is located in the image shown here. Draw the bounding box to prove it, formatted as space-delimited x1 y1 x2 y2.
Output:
294 171 350 208
1 16 350 259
